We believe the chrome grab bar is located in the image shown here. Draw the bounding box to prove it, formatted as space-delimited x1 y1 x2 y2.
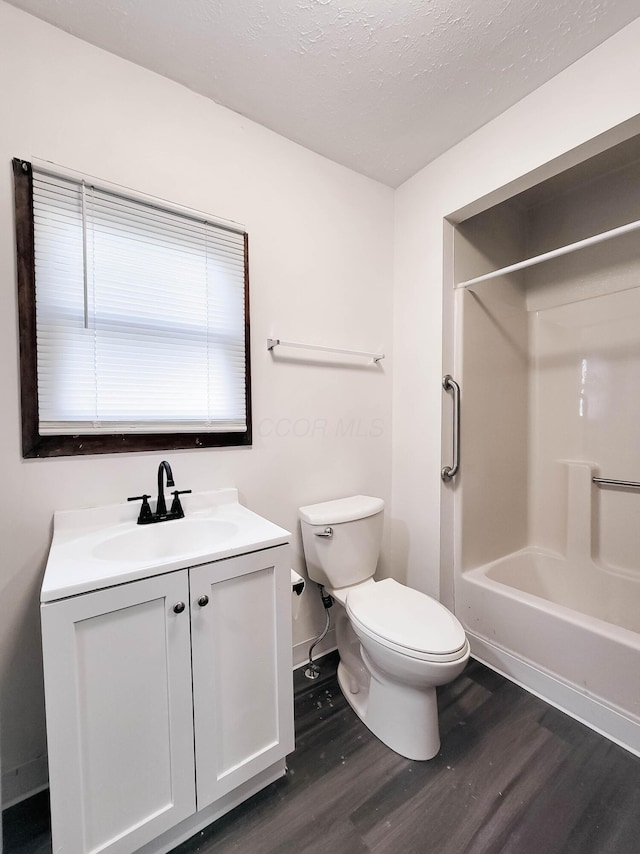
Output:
441 375 460 482
314 527 333 538
593 478 640 489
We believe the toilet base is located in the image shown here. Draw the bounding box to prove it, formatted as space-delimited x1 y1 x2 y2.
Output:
337 660 370 720
330 597 467 761
337 657 441 761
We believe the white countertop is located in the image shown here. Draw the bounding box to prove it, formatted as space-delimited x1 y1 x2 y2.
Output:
41 489 290 603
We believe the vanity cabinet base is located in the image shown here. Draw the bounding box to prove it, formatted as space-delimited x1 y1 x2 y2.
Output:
137 760 287 854
41 545 293 854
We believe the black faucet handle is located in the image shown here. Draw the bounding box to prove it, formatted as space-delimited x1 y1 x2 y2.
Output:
170 489 192 519
127 494 153 524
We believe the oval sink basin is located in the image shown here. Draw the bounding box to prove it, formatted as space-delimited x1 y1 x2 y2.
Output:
92 518 238 562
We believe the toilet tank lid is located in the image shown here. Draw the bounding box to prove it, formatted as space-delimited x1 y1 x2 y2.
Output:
299 495 384 525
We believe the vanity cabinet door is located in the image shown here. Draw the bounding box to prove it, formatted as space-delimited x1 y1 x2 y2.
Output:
190 545 294 808
41 571 196 854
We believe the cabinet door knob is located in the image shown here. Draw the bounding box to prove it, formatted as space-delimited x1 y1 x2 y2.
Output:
173 601 186 614
198 595 209 607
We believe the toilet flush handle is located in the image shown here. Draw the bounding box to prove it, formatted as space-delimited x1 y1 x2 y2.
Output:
315 527 333 538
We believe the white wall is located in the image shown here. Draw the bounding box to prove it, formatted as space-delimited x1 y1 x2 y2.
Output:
0 2 394 804
393 16 640 599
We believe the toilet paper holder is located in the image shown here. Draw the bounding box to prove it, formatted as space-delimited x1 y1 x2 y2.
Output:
291 568 305 596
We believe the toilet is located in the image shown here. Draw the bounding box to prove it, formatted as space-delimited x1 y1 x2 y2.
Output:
299 495 469 760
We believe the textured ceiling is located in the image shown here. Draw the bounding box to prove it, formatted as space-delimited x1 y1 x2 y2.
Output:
6 0 640 186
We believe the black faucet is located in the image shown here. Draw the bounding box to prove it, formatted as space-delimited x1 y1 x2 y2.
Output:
156 460 174 516
127 461 192 524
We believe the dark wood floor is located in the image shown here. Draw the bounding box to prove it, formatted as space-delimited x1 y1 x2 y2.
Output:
5 655 640 853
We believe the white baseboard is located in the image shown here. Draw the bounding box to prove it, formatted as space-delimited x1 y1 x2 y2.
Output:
469 633 640 758
2 754 49 809
293 628 337 670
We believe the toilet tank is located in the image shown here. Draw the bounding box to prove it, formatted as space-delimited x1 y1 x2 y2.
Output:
299 495 384 590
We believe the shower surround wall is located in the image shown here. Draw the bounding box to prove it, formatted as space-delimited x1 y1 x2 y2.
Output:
530 289 640 572
455 207 529 572
455 145 640 752
526 157 640 569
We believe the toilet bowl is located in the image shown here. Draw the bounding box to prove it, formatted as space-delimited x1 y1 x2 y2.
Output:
300 496 469 760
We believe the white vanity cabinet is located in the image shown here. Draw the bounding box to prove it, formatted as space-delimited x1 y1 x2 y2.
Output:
190 550 294 808
41 570 196 854
41 543 294 854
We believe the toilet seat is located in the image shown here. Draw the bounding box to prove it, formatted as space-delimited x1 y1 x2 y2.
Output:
346 578 468 663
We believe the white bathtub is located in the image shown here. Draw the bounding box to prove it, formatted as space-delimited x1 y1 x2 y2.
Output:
459 546 640 755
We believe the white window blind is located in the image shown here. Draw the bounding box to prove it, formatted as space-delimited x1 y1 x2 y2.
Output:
32 169 248 435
